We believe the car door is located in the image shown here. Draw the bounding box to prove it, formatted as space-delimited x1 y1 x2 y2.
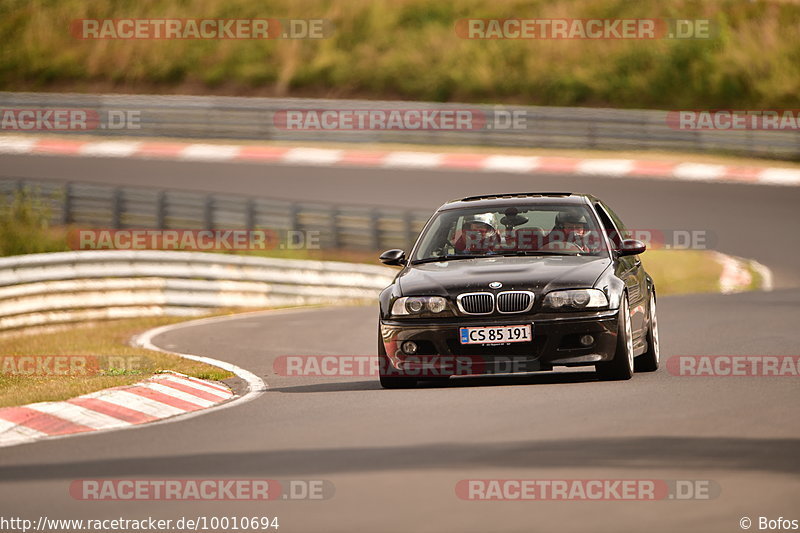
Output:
595 202 648 342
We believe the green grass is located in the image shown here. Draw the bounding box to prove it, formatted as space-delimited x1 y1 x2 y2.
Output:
1 0 798 110
0 315 235 408
643 249 725 295
0 189 70 256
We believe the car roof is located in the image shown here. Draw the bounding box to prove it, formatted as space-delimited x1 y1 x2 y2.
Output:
439 192 597 211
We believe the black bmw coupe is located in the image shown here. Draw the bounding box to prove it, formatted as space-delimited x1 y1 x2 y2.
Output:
377 192 660 388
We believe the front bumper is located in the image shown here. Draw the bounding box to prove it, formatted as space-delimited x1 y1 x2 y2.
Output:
380 310 619 377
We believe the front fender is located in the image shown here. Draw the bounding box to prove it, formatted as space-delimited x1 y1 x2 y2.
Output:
595 264 626 310
379 284 402 320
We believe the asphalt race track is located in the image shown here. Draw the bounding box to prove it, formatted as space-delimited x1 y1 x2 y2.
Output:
1 154 799 532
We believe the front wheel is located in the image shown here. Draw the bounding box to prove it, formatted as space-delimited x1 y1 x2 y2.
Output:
596 294 634 381
635 292 660 372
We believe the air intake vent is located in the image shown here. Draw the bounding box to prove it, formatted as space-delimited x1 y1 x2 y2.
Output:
497 291 534 313
457 292 495 315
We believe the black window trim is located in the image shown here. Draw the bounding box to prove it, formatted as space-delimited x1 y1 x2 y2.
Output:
593 202 623 252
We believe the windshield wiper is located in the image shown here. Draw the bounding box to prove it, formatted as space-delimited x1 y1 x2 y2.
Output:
411 254 488 264
492 250 579 256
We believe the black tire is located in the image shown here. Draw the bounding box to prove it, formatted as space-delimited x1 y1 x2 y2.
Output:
378 327 417 389
596 294 634 381
635 292 660 372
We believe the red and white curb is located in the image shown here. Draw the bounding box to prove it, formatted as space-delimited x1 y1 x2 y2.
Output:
0 371 232 448
714 252 774 294
1 135 799 186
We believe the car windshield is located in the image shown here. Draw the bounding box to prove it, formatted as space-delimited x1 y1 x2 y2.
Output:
411 203 607 263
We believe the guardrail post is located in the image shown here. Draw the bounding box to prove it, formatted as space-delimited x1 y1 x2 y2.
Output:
62 183 72 225
370 209 381 250
331 206 341 249
793 130 800 159
156 191 166 228
246 198 256 230
288 203 298 233
404 212 415 250
13 179 23 207
204 195 214 229
111 188 122 229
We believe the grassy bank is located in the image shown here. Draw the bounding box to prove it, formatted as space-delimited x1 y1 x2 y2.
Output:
0 316 234 408
1 0 798 109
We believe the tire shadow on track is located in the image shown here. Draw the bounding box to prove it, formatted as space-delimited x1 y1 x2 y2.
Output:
1 436 797 480
267 370 628 393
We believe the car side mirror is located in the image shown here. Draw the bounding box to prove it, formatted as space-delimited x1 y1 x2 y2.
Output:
617 239 646 257
380 249 407 266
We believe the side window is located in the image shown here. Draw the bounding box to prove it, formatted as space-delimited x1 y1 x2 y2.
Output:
595 203 622 248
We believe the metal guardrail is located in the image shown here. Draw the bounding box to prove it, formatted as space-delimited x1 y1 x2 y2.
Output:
0 177 431 252
0 250 395 330
1 92 798 159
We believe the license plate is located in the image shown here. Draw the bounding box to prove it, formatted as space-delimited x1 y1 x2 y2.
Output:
459 324 532 345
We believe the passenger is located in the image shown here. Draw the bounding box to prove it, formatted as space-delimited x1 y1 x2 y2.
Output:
453 219 497 253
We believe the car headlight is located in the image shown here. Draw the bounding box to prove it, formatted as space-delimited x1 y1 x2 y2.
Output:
391 296 448 316
543 289 608 310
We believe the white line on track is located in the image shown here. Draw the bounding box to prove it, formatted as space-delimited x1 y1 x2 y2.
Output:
129 308 327 425
672 163 727 181
0 136 38 153
481 155 540 173
282 147 343 165
79 141 142 157
159 374 232 398
382 151 443 168
576 159 634 176
179 144 241 161
758 168 800 186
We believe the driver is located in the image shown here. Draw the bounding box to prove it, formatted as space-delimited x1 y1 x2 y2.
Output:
453 217 497 253
545 210 590 252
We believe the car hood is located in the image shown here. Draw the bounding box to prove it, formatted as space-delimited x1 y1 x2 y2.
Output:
397 255 611 297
